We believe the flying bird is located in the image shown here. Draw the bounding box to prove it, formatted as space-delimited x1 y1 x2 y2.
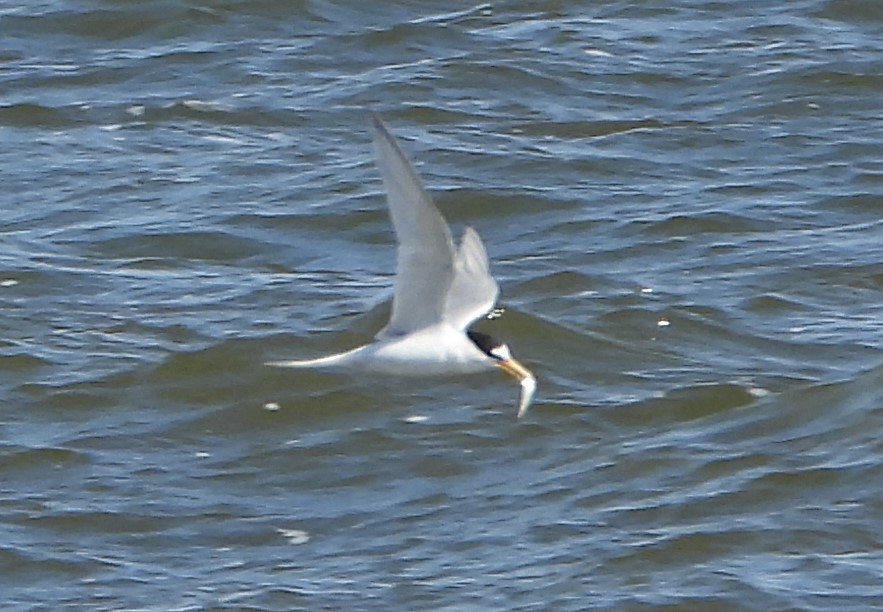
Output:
268 114 535 418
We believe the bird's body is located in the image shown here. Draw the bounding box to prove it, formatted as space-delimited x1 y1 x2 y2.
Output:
281 324 495 376
268 114 536 418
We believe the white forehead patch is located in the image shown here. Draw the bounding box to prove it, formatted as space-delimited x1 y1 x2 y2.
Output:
489 344 512 361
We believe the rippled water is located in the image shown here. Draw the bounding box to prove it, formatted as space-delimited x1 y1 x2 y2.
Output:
2 1 883 609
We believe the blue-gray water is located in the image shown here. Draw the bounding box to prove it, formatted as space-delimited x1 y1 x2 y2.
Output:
2 1 883 609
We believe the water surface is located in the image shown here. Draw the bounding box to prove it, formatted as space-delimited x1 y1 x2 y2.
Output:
2 1 883 609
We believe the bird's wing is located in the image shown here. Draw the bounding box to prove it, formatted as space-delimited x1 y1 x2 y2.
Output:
370 114 456 338
443 226 499 331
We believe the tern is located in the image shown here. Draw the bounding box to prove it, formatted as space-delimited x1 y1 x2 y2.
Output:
268 114 536 418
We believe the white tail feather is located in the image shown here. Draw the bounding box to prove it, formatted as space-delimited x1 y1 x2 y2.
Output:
265 346 368 369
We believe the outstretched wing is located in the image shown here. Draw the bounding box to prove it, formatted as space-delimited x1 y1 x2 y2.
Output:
443 226 499 331
370 114 456 338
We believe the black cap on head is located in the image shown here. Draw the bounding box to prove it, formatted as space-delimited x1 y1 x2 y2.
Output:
467 330 503 359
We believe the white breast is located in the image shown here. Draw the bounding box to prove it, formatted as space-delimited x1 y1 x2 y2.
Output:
359 325 495 376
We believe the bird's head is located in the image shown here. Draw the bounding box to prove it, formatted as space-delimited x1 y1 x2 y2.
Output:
467 330 536 418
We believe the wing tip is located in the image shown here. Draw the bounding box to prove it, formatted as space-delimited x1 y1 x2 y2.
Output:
367 110 391 138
